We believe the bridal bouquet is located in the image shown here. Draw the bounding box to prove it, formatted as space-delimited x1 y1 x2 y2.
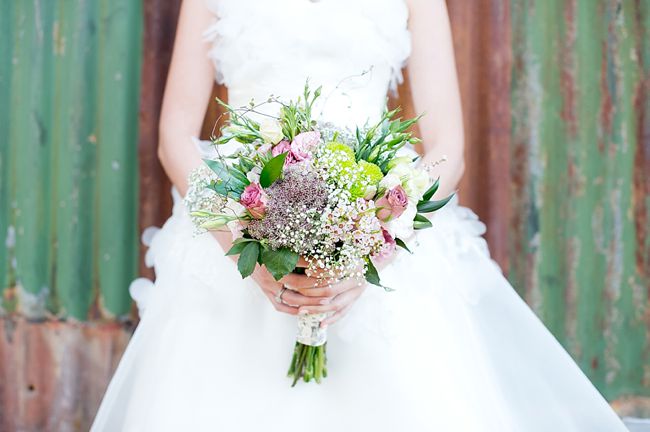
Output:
186 83 451 386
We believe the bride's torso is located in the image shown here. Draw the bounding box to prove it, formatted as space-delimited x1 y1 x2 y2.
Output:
203 0 411 128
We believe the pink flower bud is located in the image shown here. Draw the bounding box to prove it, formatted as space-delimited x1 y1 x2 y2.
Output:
375 185 408 221
240 183 268 219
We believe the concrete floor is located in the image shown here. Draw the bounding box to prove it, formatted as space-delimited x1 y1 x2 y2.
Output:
624 418 650 432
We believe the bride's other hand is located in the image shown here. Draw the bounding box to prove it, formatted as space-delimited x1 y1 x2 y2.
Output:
252 265 331 316
211 232 330 315
294 277 367 328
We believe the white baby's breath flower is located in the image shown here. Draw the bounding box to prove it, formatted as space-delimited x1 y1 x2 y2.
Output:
259 119 284 144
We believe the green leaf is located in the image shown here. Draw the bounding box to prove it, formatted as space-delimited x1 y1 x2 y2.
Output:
395 238 411 253
417 193 454 213
259 152 288 188
413 213 433 230
260 247 299 281
364 259 381 286
208 180 241 200
237 242 260 278
225 238 258 256
204 159 249 186
421 178 440 202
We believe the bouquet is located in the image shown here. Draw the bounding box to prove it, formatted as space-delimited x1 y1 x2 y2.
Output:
185 83 452 386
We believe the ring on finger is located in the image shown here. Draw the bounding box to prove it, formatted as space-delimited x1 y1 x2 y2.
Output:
274 285 288 305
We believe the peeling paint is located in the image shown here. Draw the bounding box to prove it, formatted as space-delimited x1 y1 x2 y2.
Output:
16 284 49 320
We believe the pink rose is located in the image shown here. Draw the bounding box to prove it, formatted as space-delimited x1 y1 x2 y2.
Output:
271 136 314 166
272 140 291 158
291 131 320 156
288 144 310 162
240 183 268 219
257 143 272 156
375 185 408 221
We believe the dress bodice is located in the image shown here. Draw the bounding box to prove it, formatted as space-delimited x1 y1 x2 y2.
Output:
204 0 411 128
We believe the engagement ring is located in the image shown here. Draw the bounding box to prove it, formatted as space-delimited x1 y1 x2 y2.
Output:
275 286 288 304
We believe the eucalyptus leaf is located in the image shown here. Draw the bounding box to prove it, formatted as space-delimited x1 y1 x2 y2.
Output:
413 213 433 230
204 159 249 189
209 180 241 200
417 193 454 213
237 242 260 278
364 259 382 287
421 178 440 202
395 238 412 253
259 152 288 188
260 247 299 281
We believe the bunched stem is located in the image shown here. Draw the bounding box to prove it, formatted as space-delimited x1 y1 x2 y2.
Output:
288 342 327 386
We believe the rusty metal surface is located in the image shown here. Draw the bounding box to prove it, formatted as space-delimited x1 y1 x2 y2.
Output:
0 0 142 320
0 319 132 431
507 0 649 403
137 0 181 280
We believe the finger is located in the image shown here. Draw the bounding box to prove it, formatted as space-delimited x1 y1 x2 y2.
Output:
296 278 363 298
298 285 365 315
321 303 354 327
280 273 328 290
262 291 298 315
281 289 332 308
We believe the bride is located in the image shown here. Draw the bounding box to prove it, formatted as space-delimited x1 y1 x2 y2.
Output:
92 0 629 430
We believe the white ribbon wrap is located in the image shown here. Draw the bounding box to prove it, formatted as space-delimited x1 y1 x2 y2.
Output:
296 312 328 346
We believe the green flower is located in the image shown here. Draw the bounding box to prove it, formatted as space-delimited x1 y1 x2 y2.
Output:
325 142 355 160
358 160 383 186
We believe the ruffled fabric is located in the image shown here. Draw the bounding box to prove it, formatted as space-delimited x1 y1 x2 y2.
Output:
93 190 627 432
202 0 411 126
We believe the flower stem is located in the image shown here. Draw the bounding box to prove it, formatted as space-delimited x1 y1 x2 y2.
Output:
288 342 327 386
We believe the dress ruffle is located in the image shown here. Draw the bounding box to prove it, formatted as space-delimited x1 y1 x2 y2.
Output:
203 0 411 94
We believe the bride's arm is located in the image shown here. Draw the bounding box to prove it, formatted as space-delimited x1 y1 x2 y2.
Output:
158 0 239 267
158 0 214 196
405 0 465 198
158 0 328 314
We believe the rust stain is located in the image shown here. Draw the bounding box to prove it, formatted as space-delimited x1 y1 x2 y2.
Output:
560 0 578 138
0 318 133 431
599 40 614 152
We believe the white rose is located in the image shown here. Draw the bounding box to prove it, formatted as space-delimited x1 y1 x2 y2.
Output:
404 170 430 202
387 163 411 180
259 119 284 144
379 173 401 191
246 166 262 183
385 201 417 240
224 198 246 217
385 156 413 171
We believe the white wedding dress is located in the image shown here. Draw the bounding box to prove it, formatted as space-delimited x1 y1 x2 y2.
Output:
92 0 629 431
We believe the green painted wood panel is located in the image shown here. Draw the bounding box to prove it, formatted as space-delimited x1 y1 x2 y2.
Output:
0 0 142 320
510 0 649 401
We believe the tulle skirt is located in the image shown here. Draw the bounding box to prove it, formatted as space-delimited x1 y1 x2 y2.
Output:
91 192 628 432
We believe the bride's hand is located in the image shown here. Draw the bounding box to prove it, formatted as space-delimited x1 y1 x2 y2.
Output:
292 269 368 328
252 264 333 316
211 232 331 316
